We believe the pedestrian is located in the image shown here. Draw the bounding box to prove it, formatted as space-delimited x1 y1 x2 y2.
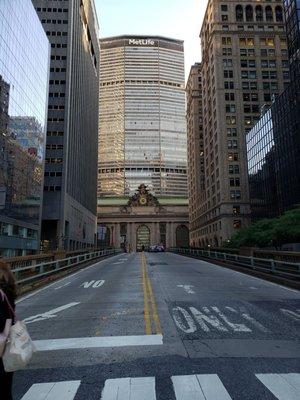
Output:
0 260 17 400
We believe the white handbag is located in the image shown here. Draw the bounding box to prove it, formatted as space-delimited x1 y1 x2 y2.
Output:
0 289 36 372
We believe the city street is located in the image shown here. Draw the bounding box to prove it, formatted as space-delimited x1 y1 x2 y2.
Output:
14 252 300 399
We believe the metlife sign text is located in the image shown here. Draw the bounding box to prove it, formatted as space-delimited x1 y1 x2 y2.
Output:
128 38 155 46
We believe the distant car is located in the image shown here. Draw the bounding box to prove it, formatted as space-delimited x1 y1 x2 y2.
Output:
149 245 165 252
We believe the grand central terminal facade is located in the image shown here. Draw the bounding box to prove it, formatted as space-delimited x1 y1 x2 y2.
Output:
97 185 189 252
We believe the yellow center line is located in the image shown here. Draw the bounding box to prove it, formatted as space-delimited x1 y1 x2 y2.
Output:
140 252 162 335
141 253 151 335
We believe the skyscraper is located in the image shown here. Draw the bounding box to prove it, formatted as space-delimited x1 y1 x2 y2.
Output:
98 36 187 198
0 0 49 257
186 63 205 247
32 0 100 250
189 0 289 247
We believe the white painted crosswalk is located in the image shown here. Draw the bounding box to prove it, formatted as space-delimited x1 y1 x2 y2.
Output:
256 373 300 400
21 381 81 400
20 373 300 400
101 377 156 400
172 374 231 400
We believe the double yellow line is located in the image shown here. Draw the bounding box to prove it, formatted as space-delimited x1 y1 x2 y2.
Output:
141 252 162 335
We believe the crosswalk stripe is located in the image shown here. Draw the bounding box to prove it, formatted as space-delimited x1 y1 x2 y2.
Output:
101 377 156 400
21 381 81 400
256 373 300 400
172 374 232 400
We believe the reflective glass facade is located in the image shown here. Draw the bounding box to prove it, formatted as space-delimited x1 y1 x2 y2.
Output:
99 36 187 197
247 78 300 219
0 0 49 256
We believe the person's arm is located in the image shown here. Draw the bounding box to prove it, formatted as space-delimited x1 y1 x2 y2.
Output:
0 299 9 332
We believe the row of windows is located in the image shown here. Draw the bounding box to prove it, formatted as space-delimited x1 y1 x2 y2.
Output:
44 186 61 191
49 80 66 85
47 131 64 136
44 171 62 177
46 144 63 150
46 31 68 37
50 67 66 72
49 92 65 97
47 117 64 122
51 55 67 60
222 37 286 46
48 105 65 110
42 19 68 24
36 7 68 12
45 158 63 163
235 5 283 23
51 43 67 48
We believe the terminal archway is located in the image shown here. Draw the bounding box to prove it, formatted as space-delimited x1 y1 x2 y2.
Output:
136 225 150 251
176 225 189 248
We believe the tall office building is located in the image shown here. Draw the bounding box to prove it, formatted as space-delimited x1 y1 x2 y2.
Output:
98 36 187 198
0 0 49 257
33 0 100 250
186 63 205 246
190 0 289 247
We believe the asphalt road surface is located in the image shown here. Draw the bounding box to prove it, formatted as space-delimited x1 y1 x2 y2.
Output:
13 252 300 399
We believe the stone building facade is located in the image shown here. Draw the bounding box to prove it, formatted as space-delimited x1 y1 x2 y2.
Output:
97 185 189 251
189 0 289 247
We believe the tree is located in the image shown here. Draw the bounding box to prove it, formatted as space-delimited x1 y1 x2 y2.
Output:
226 207 300 248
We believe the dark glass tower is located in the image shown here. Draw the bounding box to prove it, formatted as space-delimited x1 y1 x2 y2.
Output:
32 0 100 251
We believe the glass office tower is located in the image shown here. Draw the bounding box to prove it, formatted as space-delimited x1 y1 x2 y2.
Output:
99 36 187 197
0 0 49 257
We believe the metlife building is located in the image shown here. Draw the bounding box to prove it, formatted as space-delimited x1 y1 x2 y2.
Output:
98 35 187 197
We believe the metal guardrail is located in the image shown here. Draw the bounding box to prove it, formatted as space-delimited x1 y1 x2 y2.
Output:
13 249 121 286
171 248 300 281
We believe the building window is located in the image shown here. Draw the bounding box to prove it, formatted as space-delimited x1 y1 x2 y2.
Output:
256 5 263 22
275 6 283 22
245 5 253 22
265 6 273 22
236 5 243 22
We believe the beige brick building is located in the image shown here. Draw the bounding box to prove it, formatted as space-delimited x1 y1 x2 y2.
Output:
186 64 205 242
188 0 289 247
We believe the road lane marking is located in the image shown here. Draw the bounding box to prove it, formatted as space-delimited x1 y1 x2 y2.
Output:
173 306 273 334
16 254 121 304
24 302 80 324
211 306 252 332
189 307 228 332
256 373 300 400
113 261 124 265
172 374 232 400
101 377 156 400
173 306 197 333
81 280 105 288
141 252 162 335
141 253 152 335
54 282 71 290
21 380 81 400
177 284 195 294
33 334 163 351
225 306 270 333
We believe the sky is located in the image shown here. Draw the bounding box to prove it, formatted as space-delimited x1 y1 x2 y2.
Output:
94 0 207 80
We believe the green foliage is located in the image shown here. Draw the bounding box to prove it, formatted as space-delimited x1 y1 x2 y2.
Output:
226 208 300 248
